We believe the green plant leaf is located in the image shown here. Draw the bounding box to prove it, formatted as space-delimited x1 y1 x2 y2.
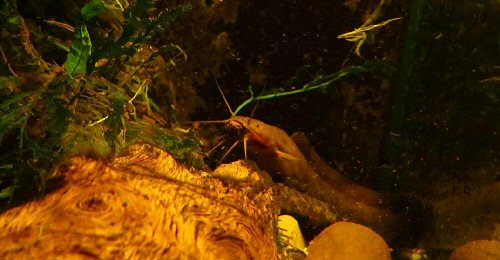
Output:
6 16 22 26
145 45 184 63
0 92 35 144
0 186 13 199
129 0 155 18
87 3 191 74
64 24 92 76
150 4 192 29
81 0 106 21
233 61 395 115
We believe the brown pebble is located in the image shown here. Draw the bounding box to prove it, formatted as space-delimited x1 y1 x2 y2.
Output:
449 239 500 260
306 221 391 260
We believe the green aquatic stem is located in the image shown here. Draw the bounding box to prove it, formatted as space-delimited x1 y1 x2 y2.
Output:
232 65 368 116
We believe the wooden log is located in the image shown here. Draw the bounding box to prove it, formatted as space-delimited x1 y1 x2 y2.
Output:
0 143 278 259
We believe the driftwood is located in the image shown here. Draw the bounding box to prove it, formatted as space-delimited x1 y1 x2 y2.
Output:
0 143 280 259
0 143 340 259
0 133 420 258
289 132 420 244
240 114 420 244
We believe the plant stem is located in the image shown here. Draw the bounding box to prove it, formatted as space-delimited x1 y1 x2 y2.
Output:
233 65 371 116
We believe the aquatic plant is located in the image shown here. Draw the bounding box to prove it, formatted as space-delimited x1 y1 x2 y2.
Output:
0 0 201 203
232 61 395 116
64 0 191 76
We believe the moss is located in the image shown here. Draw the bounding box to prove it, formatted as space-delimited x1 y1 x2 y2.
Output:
0 0 203 205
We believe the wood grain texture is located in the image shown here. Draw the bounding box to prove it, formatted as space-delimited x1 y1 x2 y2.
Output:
0 143 278 259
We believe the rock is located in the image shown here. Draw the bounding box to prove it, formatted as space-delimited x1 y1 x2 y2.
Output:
306 221 391 260
278 215 307 250
449 239 500 260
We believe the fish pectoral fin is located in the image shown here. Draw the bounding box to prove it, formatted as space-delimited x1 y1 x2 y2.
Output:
276 150 301 161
